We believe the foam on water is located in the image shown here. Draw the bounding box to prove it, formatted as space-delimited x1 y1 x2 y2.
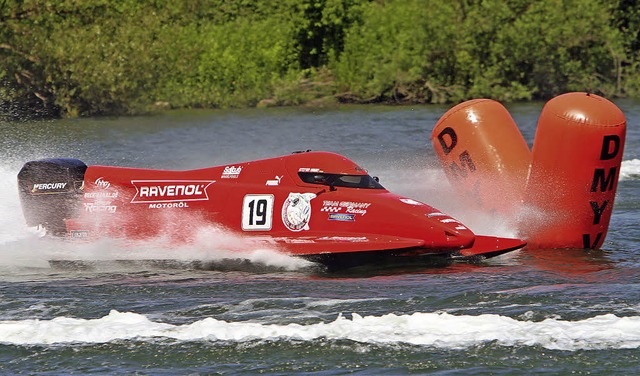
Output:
1 310 639 351
0 164 29 245
620 159 640 181
0 226 313 272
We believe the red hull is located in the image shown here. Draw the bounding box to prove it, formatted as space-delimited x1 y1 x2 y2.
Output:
18 151 526 269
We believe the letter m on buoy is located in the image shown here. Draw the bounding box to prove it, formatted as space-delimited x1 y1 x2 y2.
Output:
591 135 620 192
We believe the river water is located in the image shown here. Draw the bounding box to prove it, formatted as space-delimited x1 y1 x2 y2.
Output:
0 101 638 374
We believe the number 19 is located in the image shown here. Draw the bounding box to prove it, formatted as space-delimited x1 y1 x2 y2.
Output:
242 194 273 230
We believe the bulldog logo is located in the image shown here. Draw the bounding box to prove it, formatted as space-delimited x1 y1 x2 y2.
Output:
281 192 316 232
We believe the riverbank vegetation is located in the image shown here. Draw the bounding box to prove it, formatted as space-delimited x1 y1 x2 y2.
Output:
1 0 639 119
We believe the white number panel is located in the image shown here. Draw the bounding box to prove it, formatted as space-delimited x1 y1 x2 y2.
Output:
242 194 274 231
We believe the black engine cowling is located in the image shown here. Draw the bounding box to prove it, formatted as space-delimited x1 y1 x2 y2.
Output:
17 158 87 235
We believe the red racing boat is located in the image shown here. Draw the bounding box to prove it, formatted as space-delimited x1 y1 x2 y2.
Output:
17 151 526 269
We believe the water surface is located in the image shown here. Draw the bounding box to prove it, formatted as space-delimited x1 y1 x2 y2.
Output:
0 101 639 374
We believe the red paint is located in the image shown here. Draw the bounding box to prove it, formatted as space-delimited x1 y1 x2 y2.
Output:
57 151 525 265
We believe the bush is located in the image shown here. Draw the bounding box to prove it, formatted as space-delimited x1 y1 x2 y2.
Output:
334 0 626 103
1 0 639 119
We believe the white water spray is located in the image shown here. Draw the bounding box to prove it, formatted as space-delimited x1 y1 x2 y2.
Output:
0 163 312 271
2 309 640 351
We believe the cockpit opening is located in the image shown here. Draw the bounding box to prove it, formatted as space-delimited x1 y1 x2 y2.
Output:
298 172 384 189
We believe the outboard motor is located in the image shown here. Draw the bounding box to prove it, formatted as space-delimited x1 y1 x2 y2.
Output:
17 158 87 235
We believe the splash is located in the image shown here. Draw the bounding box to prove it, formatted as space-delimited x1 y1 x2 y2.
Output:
0 163 30 245
0 225 313 272
2 310 640 351
406 158 639 244
375 159 520 239
0 163 312 271
620 159 640 181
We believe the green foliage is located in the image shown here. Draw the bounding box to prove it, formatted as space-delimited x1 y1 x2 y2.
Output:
611 0 640 97
334 0 463 103
293 0 364 68
160 16 299 108
333 0 628 103
454 0 535 101
272 67 337 106
1 0 640 119
488 0 624 98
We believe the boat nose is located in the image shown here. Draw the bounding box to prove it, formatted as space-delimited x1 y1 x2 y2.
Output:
424 212 475 248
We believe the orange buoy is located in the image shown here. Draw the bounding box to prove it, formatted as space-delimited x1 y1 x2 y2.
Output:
522 92 626 249
431 99 532 217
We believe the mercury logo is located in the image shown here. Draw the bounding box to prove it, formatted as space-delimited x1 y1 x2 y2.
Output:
130 180 215 203
31 182 67 192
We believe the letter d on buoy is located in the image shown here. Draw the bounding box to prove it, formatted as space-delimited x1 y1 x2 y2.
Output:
431 99 531 216
522 93 626 249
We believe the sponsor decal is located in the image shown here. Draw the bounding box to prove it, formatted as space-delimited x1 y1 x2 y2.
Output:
265 176 282 186
328 213 355 222
400 198 423 206
68 230 89 239
281 192 316 232
320 206 342 213
455 225 468 230
298 168 323 173
221 166 242 179
94 177 111 189
84 191 118 199
148 202 190 209
346 207 367 215
130 180 215 203
83 202 117 214
439 218 458 223
31 182 67 193
321 200 371 216
84 177 117 198
427 212 447 217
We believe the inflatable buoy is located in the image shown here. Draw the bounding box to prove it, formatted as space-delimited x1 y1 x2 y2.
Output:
431 99 531 216
522 93 626 249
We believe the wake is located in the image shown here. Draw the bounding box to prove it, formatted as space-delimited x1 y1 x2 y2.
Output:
2 310 639 351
